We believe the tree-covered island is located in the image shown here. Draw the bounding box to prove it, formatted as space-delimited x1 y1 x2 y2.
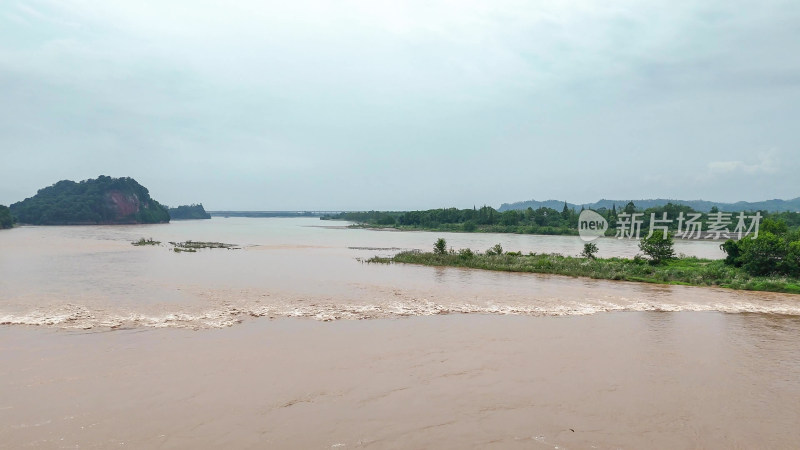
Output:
168 204 212 220
9 176 170 225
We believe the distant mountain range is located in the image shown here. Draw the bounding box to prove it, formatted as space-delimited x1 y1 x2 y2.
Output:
498 197 800 213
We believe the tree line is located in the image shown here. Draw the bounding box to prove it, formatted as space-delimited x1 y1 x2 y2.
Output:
326 202 800 236
721 218 800 277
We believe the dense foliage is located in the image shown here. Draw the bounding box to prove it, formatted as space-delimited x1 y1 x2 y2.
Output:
433 238 448 255
638 232 676 264
9 176 170 225
169 204 211 220
0 205 13 229
328 204 582 234
328 202 800 237
581 242 598 259
721 219 800 277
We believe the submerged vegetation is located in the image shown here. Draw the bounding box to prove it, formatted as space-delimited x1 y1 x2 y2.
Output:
131 238 160 246
369 238 800 294
129 238 240 251
169 240 240 250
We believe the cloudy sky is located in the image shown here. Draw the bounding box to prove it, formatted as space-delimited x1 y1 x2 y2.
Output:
1 0 798 210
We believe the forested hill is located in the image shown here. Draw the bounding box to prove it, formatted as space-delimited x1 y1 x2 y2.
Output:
169 204 211 220
10 176 170 225
499 197 800 213
0 205 13 229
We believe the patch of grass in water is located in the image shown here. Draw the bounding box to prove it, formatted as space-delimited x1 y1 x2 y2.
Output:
132 238 160 246
169 240 241 252
363 256 393 264
386 250 800 294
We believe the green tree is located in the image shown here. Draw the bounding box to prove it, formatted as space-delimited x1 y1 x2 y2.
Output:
501 210 519 226
722 229 800 277
720 239 742 266
581 242 598 259
433 238 447 255
740 232 785 276
638 232 675 264
760 218 788 236
783 241 800 277
486 243 504 256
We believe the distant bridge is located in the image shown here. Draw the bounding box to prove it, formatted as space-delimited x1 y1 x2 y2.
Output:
207 211 346 218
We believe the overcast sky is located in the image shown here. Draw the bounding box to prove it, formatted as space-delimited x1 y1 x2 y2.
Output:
1 0 799 210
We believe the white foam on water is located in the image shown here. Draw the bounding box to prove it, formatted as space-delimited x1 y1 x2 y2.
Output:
2 295 800 330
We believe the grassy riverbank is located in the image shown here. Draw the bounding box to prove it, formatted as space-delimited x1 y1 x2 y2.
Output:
370 251 800 294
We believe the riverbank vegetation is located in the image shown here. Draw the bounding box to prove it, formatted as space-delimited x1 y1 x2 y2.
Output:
131 238 160 246
719 219 800 277
370 237 800 294
325 203 800 237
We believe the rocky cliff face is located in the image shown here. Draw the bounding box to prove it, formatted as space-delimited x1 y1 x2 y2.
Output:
105 191 142 222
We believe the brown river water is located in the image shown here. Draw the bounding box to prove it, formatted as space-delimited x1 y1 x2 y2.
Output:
1 218 799 448
0 217 797 329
